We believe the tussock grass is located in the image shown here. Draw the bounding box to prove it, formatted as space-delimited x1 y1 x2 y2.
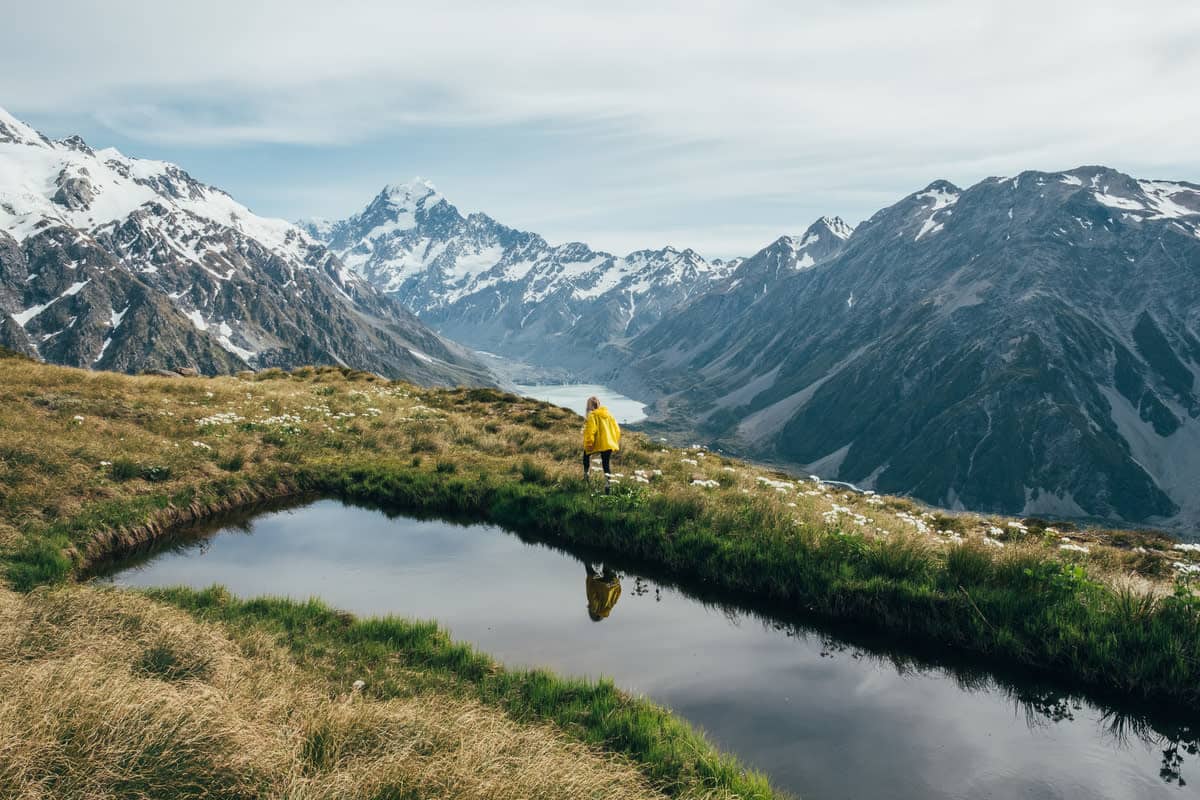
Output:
0 584 735 800
1 354 1199 716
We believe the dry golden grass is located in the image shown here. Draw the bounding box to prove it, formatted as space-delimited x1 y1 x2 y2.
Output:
0 584 684 800
1 354 1193 592
1 354 1198 794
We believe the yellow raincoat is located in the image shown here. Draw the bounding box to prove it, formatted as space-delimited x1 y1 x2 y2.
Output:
583 406 621 454
586 573 622 620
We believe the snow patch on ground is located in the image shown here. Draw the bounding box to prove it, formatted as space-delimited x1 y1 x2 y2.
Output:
914 187 958 241
1093 193 1146 212
407 347 436 364
185 310 208 332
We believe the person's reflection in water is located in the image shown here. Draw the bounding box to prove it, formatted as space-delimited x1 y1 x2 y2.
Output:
585 562 622 622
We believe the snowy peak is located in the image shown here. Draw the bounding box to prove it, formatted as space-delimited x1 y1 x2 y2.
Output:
381 176 443 207
0 107 493 386
813 215 855 241
915 181 961 210
988 166 1200 239
1059 165 1200 222
0 108 318 262
770 216 856 269
0 106 50 147
297 216 335 240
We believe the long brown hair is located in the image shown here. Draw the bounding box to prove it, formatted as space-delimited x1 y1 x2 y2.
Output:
586 396 601 413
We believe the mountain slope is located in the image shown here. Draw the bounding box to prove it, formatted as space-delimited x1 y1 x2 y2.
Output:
302 180 748 374
0 109 494 386
624 167 1200 527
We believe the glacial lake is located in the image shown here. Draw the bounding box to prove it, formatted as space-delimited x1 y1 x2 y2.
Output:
514 383 648 423
99 500 1198 800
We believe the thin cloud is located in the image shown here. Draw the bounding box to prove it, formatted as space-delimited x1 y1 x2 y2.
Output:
2 0 1198 257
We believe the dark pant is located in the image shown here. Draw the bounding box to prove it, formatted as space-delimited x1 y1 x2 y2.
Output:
584 450 612 476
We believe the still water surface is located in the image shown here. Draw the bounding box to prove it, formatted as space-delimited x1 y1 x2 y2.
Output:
514 383 648 423
102 501 1197 799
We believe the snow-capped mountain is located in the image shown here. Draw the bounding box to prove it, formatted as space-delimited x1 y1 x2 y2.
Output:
622 166 1200 527
0 108 494 386
301 179 749 374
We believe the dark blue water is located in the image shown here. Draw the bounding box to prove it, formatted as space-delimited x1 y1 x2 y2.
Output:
100 500 1198 799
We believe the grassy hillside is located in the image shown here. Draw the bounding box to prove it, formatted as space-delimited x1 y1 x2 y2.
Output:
1 351 1199 795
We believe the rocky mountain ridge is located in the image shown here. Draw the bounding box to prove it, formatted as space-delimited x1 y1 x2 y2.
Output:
0 108 494 386
621 166 1200 528
302 180 851 374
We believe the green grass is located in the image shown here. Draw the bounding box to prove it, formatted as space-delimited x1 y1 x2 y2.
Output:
2 356 1198 714
305 461 1200 706
153 586 776 799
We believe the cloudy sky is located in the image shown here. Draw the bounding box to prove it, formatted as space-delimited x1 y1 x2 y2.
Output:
3 1 1198 258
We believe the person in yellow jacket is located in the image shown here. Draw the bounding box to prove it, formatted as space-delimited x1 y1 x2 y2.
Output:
582 395 621 488
585 562 621 622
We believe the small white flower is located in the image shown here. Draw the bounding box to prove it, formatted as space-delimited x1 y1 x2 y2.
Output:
191 440 212 450
1173 543 1200 553
1059 543 1090 554
72 415 84 423
691 478 720 488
